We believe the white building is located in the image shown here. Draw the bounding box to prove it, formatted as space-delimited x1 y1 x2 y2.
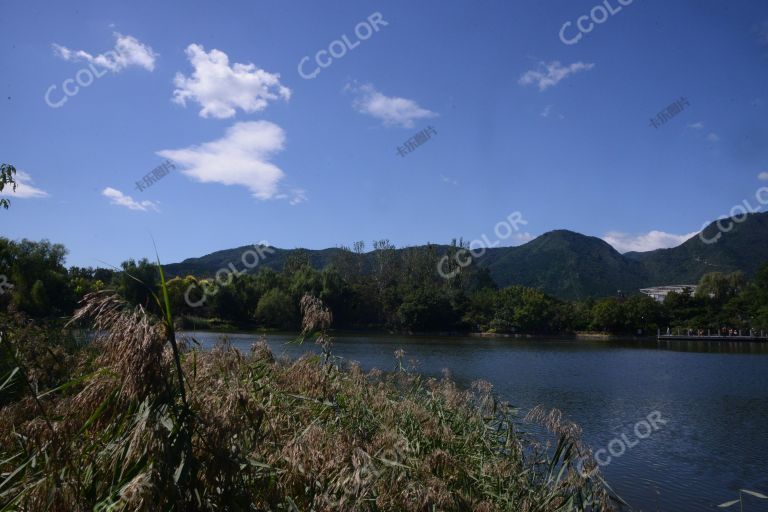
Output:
639 285 698 302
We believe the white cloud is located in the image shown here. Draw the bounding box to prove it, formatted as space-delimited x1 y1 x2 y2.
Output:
102 187 159 212
519 61 594 91
758 171 768 181
157 121 299 202
52 33 157 72
540 105 553 117
0 171 49 199
173 44 290 119
706 132 720 142
513 232 535 244
277 188 308 206
687 122 704 129
289 192 306 205
440 174 458 186
347 83 437 128
603 230 697 253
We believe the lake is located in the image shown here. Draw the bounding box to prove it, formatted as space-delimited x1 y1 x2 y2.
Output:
184 331 768 512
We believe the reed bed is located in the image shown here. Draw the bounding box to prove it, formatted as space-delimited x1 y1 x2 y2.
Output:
0 291 614 511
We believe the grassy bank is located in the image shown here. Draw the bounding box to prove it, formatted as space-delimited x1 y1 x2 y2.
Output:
0 292 614 511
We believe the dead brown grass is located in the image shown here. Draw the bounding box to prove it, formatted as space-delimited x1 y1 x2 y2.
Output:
0 292 614 511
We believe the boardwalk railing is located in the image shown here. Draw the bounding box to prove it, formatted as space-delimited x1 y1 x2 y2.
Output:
657 329 768 342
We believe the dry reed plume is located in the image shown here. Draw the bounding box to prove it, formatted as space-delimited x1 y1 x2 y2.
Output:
0 292 614 511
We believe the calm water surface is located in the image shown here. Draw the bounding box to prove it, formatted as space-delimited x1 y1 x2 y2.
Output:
184 331 768 512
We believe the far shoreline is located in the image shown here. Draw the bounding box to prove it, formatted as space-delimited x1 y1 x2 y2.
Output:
177 322 658 342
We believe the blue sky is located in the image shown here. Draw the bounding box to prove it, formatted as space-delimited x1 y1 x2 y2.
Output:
1 0 767 268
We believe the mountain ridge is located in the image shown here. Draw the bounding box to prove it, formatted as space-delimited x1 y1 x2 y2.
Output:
164 212 768 299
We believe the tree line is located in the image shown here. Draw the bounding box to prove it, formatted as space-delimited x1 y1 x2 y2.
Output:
1 237 767 335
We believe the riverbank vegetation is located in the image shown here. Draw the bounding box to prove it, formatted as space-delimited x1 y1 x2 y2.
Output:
2 237 767 336
0 289 614 510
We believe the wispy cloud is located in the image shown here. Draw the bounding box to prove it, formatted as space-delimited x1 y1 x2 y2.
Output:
0 171 49 199
540 105 553 117
519 61 594 91
53 33 157 72
440 174 458 186
102 187 158 212
277 188 308 206
289 191 307 205
706 132 720 142
603 230 697 253
173 44 290 119
513 232 535 244
157 121 301 203
759 171 768 181
347 82 437 128
687 122 704 130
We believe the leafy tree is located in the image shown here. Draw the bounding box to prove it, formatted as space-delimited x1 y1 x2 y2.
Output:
5 233 768 335
517 288 559 333
252 268 284 296
283 250 311 277
491 286 565 334
288 265 323 302
164 276 199 316
696 272 745 302
210 284 243 321
330 244 365 283
732 263 768 332
397 286 458 331
255 289 295 328
662 289 693 321
590 298 626 333
207 274 260 321
29 280 50 316
0 163 16 210
372 239 398 298
0 238 72 316
462 288 497 332
566 300 594 332
622 295 663 334
68 267 109 301
119 258 159 310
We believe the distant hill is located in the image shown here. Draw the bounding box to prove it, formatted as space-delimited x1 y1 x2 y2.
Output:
623 212 768 285
164 212 768 300
164 246 345 277
477 230 648 299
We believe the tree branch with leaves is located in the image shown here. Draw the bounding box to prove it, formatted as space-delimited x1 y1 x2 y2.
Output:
0 163 17 210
